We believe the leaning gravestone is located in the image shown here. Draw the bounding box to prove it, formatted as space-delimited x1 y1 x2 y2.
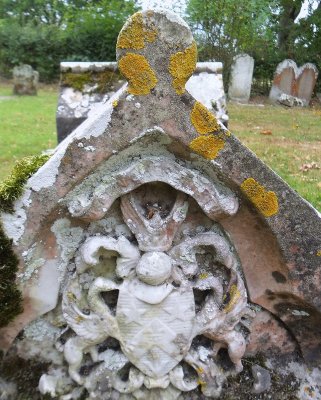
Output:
1 10 321 400
57 61 228 143
13 64 39 95
269 59 319 106
228 53 254 103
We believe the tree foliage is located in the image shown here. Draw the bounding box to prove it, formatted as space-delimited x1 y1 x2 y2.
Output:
185 0 321 93
0 0 138 81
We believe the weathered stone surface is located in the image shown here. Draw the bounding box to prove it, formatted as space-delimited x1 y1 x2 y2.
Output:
57 61 228 143
1 9 321 400
269 59 319 106
228 53 254 103
186 62 228 126
13 64 39 96
56 62 124 142
251 364 271 394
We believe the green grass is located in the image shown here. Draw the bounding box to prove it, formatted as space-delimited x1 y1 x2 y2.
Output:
0 82 57 179
0 82 320 210
228 102 321 211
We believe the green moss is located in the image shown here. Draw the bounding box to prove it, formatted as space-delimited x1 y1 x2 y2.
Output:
0 224 23 327
61 70 123 93
61 72 92 91
0 354 50 399
0 154 49 327
0 154 49 213
221 355 300 399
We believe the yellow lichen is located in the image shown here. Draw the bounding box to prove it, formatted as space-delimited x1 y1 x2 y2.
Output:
76 315 84 323
118 53 158 95
189 134 225 160
224 284 241 313
317 250 321 256
67 292 76 302
241 178 279 217
117 12 157 50
190 101 220 134
169 42 197 95
112 100 118 107
199 272 209 280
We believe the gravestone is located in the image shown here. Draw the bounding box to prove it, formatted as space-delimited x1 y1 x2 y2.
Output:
186 62 228 126
57 61 228 143
228 53 254 103
269 59 319 106
13 64 39 95
56 62 124 142
1 10 321 400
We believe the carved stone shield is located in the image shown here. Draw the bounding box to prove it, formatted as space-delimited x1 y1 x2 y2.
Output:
116 279 195 378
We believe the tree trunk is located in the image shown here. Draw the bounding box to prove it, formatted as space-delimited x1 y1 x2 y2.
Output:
278 0 303 56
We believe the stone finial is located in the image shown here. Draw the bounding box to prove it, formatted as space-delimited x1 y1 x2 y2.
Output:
116 10 197 95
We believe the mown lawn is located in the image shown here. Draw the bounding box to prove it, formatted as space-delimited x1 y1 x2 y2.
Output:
228 102 321 211
0 82 320 210
0 82 57 179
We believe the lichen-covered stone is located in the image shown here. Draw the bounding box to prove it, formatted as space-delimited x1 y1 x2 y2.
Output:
118 53 158 95
1 9 321 400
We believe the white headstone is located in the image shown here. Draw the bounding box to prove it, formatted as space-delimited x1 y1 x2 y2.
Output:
228 54 254 103
186 62 228 126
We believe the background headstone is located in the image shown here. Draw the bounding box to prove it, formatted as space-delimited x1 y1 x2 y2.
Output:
228 53 254 103
13 64 39 95
186 62 228 126
269 59 318 106
56 62 124 142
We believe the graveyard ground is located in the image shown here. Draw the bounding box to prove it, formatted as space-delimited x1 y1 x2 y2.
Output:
0 81 320 211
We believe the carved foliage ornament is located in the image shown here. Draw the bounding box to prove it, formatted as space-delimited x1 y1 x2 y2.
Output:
39 164 253 399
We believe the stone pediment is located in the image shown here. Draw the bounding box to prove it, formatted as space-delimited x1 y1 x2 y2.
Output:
1 9 321 400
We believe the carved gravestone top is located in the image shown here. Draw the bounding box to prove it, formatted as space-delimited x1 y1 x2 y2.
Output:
1 10 321 400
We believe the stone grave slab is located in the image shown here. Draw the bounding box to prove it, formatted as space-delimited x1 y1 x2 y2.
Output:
228 53 254 103
1 10 321 400
269 59 319 106
13 64 39 96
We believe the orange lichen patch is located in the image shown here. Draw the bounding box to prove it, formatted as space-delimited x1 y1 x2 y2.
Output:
241 178 279 217
118 53 158 95
117 12 157 50
189 134 225 160
169 41 197 95
190 101 220 134
224 284 241 313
